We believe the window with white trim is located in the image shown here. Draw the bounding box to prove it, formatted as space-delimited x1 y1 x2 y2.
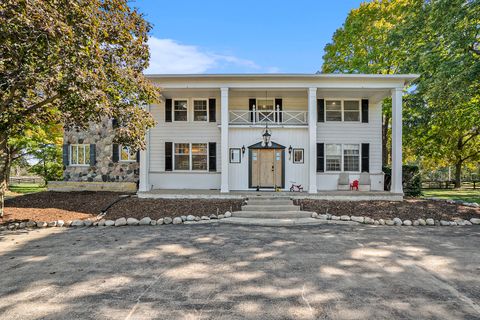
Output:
193 100 208 121
191 143 208 170
325 100 342 121
174 100 188 121
325 144 341 171
343 100 360 121
70 144 90 166
343 144 360 171
174 143 190 170
120 145 136 162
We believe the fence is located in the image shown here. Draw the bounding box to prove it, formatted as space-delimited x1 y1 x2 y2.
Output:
9 176 45 185
421 180 479 190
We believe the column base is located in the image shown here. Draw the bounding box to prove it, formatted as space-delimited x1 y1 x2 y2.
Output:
308 185 317 194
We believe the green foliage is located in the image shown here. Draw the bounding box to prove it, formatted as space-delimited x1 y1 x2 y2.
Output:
384 165 422 197
8 184 46 194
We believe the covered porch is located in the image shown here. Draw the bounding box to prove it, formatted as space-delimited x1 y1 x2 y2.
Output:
137 189 403 201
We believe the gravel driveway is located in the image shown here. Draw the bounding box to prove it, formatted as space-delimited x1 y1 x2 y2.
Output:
1 224 479 319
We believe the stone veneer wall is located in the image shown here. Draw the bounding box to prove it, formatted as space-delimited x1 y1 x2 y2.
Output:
63 119 139 183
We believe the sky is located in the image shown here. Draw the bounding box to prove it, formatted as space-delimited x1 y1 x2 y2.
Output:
131 0 365 74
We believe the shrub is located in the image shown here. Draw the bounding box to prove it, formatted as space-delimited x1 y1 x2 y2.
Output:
383 165 422 197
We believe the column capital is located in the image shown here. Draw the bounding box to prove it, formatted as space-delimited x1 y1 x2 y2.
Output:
220 87 229 95
308 87 317 95
391 87 403 94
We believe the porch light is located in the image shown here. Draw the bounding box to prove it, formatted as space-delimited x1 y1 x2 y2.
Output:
288 145 293 155
262 125 272 147
241 145 246 155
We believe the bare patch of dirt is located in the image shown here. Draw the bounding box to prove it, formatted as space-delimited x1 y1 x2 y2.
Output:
2 191 128 224
296 198 480 221
104 198 244 220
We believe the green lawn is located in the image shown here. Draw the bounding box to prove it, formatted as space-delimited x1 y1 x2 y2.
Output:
8 183 46 194
422 189 480 203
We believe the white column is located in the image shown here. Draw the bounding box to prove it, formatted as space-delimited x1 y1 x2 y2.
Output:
138 105 151 192
391 88 403 194
308 87 317 193
220 87 229 193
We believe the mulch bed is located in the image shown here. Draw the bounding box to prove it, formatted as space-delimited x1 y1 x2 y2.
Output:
296 198 480 221
104 198 244 220
2 191 127 224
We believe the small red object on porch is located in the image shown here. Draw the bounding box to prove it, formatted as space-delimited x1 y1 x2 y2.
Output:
350 180 359 191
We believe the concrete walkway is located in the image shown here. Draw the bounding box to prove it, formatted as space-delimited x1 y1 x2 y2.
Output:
1 225 479 319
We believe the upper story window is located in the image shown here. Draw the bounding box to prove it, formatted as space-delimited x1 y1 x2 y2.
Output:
174 100 188 121
70 144 90 166
325 100 342 121
120 145 136 162
193 100 208 121
325 100 360 122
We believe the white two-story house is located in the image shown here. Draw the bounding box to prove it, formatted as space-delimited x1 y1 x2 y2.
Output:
132 73 416 196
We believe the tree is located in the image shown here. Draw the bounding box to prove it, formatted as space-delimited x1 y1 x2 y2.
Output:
398 0 480 188
321 0 421 166
0 0 160 216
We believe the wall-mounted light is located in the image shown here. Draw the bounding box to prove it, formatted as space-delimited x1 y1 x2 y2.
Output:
288 145 293 160
241 145 246 155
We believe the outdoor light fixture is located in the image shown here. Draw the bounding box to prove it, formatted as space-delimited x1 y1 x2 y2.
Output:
288 145 293 155
262 125 272 147
241 145 246 155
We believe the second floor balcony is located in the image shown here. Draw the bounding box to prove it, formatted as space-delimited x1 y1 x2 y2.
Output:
229 107 308 126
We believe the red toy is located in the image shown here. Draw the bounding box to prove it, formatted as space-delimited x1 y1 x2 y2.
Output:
350 180 359 191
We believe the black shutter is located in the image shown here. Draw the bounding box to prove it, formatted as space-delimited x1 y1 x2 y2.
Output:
275 98 283 123
136 151 140 163
112 144 119 163
165 142 173 171
249 98 256 122
112 118 118 128
208 142 216 172
208 98 216 122
317 99 325 122
361 143 370 172
165 99 172 122
361 99 369 123
317 143 324 172
90 144 96 166
62 144 69 166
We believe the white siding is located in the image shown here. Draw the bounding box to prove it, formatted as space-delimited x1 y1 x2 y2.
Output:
148 94 222 189
316 100 384 191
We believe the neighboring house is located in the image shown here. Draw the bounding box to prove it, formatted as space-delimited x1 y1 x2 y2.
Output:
60 73 417 195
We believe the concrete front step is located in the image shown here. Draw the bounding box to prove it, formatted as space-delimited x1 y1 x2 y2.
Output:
220 217 357 226
232 210 313 219
247 199 293 205
242 205 300 212
247 196 292 201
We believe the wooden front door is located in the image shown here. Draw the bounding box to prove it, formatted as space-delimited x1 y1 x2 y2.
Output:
250 149 284 188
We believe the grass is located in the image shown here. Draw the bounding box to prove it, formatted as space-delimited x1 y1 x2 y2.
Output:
422 189 480 203
7 183 46 195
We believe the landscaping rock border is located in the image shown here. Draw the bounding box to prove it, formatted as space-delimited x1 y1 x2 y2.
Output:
423 197 479 208
310 212 478 227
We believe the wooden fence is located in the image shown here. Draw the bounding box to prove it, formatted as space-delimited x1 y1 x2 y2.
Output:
8 176 45 185
422 180 479 190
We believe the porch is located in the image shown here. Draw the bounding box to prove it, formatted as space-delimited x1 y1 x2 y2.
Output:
137 189 403 201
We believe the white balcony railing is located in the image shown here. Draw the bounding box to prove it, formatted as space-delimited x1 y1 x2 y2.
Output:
229 107 308 125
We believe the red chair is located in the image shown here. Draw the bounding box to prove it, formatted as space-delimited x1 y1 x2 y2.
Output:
350 180 359 191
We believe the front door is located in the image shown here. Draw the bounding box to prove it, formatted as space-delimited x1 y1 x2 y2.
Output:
250 148 284 188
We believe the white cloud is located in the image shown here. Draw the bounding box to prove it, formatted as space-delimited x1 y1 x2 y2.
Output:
145 37 278 74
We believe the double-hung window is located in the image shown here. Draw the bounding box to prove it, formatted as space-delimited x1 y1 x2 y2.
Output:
193 100 208 121
325 100 342 121
343 144 360 171
174 143 190 170
174 143 208 171
70 144 90 166
191 143 208 170
174 100 188 121
120 145 136 162
343 100 360 121
325 144 342 171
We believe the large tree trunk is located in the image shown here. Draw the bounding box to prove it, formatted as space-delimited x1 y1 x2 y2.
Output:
454 161 462 189
382 112 391 167
0 132 8 218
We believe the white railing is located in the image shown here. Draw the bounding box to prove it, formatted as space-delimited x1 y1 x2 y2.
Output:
229 106 308 125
